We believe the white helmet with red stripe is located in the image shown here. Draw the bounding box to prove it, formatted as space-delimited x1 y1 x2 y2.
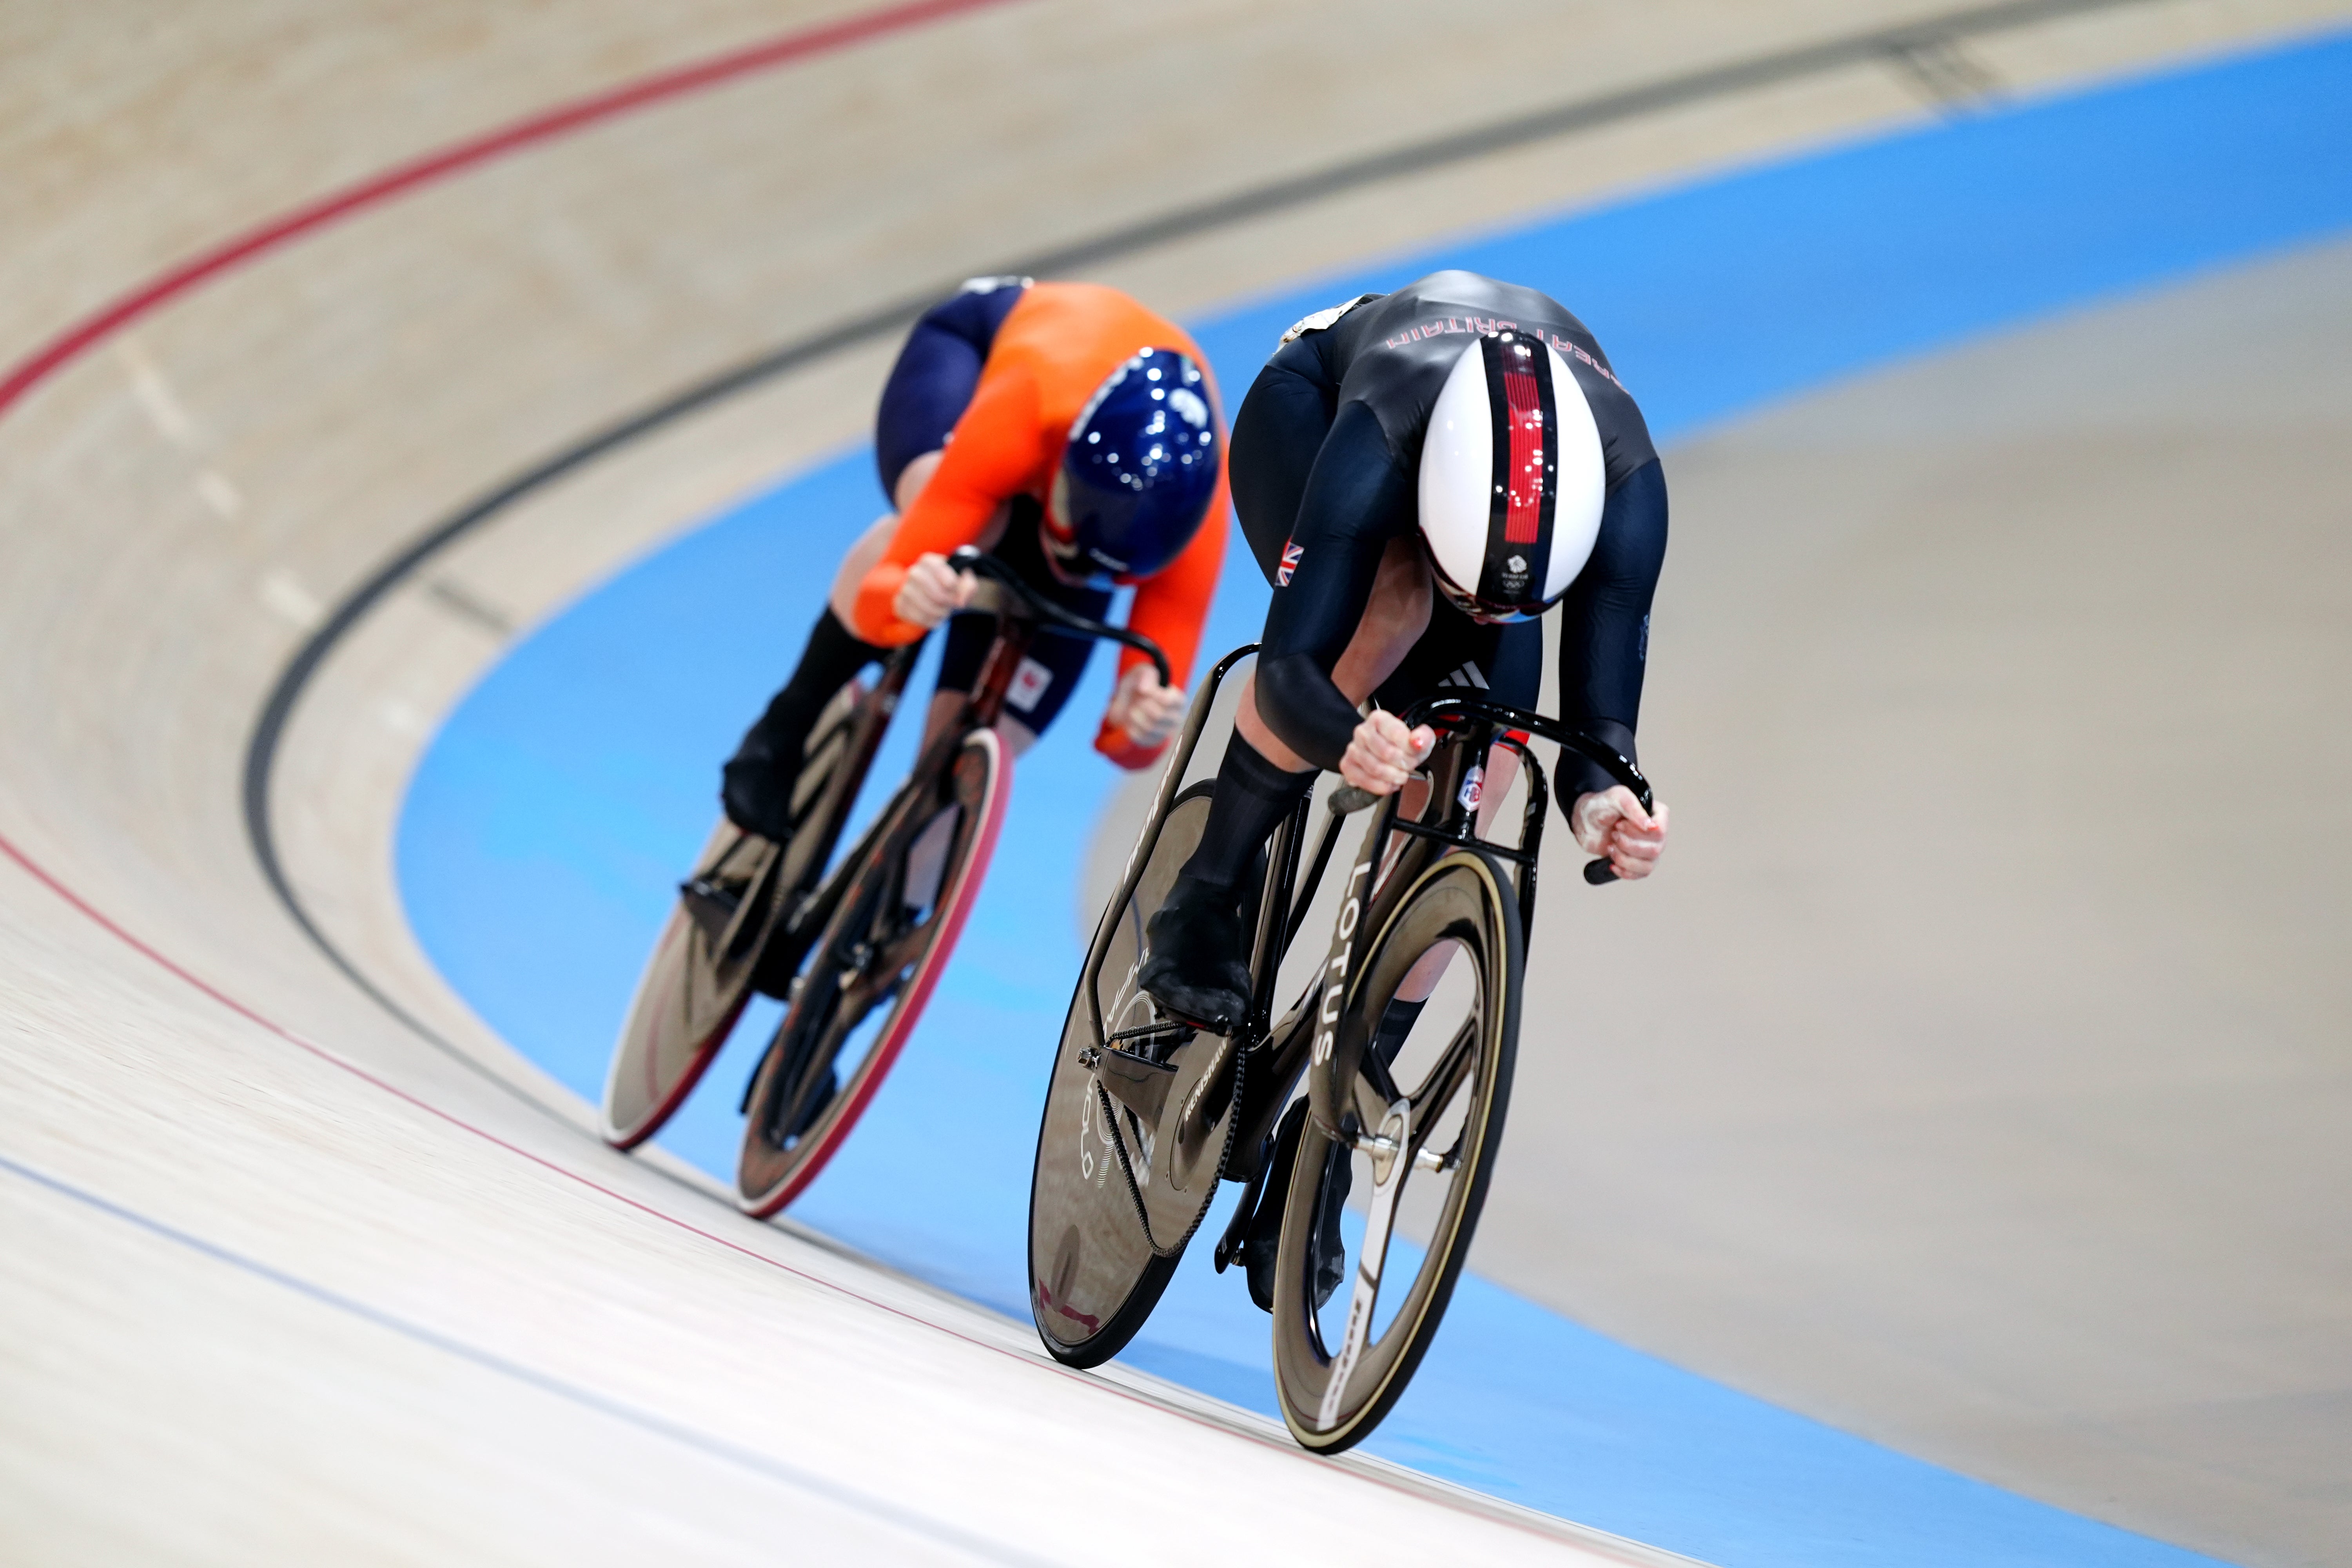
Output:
1417 331 1606 624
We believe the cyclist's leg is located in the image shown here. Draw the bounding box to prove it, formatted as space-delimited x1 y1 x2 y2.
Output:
1140 394 1426 1025
1225 343 1425 776
1229 535 1427 769
721 289 1022 839
918 626 1089 760
963 621 1095 760
873 280 1024 496
1377 607 1540 836
840 288 1028 617
1376 609 1540 1012
1235 610 1541 1292
1141 537 1435 1027
990 512 1111 746
722 606 890 841
1227 335 1338 583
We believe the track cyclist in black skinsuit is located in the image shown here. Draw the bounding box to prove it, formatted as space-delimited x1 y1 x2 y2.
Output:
1140 270 1673 1035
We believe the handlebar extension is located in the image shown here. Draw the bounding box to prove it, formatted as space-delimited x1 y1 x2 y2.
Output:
1326 694 1652 887
945 546 1172 686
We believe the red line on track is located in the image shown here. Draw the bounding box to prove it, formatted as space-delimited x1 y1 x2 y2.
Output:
0 0 1022 422
0 833 1614 1557
0 7 1640 1549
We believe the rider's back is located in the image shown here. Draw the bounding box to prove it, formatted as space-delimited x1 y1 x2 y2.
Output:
1296 272 1656 488
857 281 1229 690
880 283 1221 560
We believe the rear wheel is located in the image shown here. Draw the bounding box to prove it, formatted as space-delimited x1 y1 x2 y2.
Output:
1270 847 1521 1452
1028 782 1247 1367
599 679 868 1148
736 729 1007 1216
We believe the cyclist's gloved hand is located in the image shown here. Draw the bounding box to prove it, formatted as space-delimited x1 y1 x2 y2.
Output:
1571 786 1669 881
893 551 978 630
1340 710 1435 797
1105 664 1185 750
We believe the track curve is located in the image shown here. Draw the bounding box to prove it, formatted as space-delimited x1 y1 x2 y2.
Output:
4 3 2346 1563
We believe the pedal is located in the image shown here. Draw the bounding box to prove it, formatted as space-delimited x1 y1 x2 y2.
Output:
678 876 742 940
1094 1045 1178 1126
1149 1000 1242 1036
1106 1018 1193 1056
749 930 807 999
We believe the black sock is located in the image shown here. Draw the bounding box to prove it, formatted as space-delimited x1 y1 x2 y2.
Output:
722 608 883 836
1182 735 1315 895
735 607 883 766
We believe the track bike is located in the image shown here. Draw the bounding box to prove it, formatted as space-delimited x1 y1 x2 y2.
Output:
602 546 1168 1217
1027 647 1651 1451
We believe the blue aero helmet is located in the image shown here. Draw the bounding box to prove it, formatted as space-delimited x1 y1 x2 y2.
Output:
1045 348 1220 583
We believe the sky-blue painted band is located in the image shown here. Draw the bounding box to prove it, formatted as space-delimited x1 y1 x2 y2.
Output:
400 31 2352 1566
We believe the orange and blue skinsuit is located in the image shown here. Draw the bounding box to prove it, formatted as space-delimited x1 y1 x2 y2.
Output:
851 280 1228 768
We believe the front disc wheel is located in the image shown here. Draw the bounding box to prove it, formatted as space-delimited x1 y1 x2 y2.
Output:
1270 848 1521 1452
735 730 1007 1216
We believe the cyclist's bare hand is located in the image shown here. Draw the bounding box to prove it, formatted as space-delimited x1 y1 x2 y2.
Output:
1340 710 1435 796
1572 786 1669 880
894 552 977 629
1106 664 1185 747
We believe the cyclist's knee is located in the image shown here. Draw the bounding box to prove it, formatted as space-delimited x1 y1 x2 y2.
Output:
995 716 1039 758
830 512 906 624
891 449 944 513
1233 674 1315 773
1475 746 1519 834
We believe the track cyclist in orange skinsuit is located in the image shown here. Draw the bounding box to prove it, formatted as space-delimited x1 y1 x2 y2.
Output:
721 277 1230 836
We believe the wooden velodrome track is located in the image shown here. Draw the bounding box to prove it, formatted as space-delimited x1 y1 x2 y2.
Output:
3 2 2346 1563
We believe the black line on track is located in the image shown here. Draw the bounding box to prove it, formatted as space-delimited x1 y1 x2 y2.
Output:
0 1151 1060 1566
243 0 2152 1070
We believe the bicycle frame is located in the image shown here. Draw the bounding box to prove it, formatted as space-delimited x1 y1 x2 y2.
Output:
779 550 1172 987
1205 691 1653 1263
1364 693 1653 931
773 592 1026 965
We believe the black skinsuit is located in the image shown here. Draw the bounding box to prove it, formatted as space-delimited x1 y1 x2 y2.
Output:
1230 269 1668 808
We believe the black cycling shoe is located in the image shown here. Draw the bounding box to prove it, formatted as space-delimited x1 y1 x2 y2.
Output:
720 742 799 846
1138 874 1252 1030
1243 1098 1350 1312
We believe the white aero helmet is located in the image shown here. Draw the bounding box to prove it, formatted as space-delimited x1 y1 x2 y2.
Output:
1417 331 1606 623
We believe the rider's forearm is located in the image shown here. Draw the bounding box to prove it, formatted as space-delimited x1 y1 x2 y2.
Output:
848 561 926 646
1552 459 1668 809
849 386 1041 643
1093 719 1166 770
1252 651 1360 773
847 476 1004 643
1554 601 1642 804
1554 718 1640 817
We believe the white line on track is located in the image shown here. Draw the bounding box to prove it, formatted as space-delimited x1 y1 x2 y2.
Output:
0 1150 1061 1568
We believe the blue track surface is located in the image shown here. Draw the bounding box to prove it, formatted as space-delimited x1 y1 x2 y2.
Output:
400 33 2352 1567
